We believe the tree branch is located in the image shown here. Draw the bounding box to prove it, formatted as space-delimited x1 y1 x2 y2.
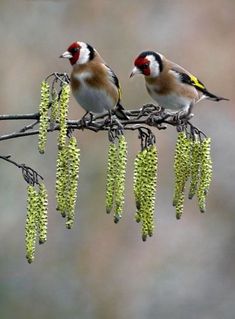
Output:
0 105 186 142
0 71 200 145
0 71 193 143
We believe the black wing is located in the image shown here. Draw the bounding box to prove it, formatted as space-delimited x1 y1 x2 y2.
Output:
104 64 122 102
173 70 229 101
104 64 129 119
174 70 206 92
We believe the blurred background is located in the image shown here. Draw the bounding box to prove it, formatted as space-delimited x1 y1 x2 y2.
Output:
0 0 235 318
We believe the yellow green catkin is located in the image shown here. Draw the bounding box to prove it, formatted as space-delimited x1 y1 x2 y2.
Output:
133 149 146 213
38 81 50 154
197 138 212 213
25 185 38 263
173 132 191 219
114 135 127 223
50 89 59 129
37 183 48 244
58 84 70 150
105 142 118 214
65 137 80 229
56 147 68 217
133 145 158 241
56 137 80 227
141 146 158 240
188 139 201 199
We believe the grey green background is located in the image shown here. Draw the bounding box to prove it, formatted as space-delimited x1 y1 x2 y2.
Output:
0 0 235 318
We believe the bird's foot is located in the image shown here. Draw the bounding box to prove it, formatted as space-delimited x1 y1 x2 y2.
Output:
103 111 113 127
172 110 193 126
80 112 93 129
104 114 123 132
137 104 162 119
146 107 169 129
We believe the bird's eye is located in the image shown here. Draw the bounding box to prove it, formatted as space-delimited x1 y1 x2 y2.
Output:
70 47 79 54
143 63 149 68
139 63 149 70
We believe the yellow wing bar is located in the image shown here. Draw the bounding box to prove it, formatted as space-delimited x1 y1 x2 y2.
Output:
189 74 205 90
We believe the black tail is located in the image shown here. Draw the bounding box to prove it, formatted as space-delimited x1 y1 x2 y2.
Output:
113 103 129 120
205 91 229 102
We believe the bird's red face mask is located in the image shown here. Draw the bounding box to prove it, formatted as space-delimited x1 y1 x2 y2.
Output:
60 42 81 65
130 57 151 77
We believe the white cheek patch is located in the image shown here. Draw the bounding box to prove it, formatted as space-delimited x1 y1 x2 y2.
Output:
77 42 90 64
147 55 160 77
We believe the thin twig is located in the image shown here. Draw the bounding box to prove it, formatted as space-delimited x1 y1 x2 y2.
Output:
0 155 22 169
0 112 39 120
19 120 39 132
0 128 55 141
0 155 43 185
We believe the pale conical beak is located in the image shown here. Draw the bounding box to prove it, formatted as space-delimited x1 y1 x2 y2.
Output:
130 66 141 78
59 51 73 59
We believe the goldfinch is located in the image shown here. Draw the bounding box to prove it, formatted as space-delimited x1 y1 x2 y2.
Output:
60 41 128 119
130 51 228 114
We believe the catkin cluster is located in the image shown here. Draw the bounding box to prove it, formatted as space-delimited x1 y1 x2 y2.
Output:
105 135 127 223
173 132 191 219
197 138 212 213
106 142 117 214
25 183 48 263
38 183 48 244
50 89 59 129
58 84 70 150
133 144 158 241
56 136 80 229
188 139 201 200
173 132 213 217
38 81 71 153
38 81 50 154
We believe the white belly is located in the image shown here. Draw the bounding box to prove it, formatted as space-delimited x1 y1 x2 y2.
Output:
73 83 115 114
148 86 192 112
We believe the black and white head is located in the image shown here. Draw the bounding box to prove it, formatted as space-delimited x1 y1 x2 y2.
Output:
130 51 164 78
60 41 95 65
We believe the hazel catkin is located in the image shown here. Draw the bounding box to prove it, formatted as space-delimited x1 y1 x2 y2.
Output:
114 135 127 223
133 144 158 240
38 81 50 154
105 142 118 214
173 132 191 219
65 137 80 229
25 185 38 263
58 84 70 150
50 89 59 130
37 183 48 244
56 147 68 216
188 139 201 200
197 138 212 213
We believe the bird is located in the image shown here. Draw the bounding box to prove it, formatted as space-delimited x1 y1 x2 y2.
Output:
60 41 128 120
130 51 228 116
